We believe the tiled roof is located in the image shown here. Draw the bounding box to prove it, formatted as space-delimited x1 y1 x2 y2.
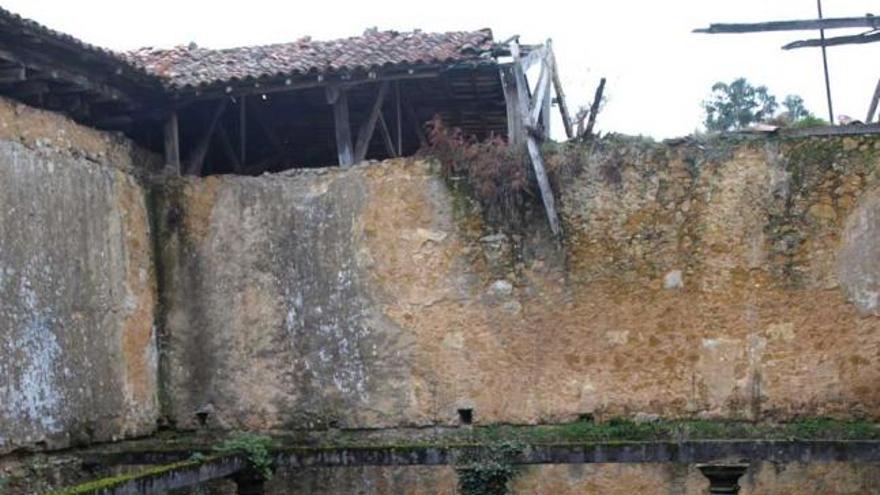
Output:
0 6 154 80
124 28 496 89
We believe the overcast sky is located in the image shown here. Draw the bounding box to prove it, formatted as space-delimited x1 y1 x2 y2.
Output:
6 0 880 138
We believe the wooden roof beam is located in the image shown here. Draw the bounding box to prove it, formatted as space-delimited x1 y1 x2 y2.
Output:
0 47 136 106
694 15 880 34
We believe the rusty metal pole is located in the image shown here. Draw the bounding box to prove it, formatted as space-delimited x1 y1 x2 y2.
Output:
817 0 835 124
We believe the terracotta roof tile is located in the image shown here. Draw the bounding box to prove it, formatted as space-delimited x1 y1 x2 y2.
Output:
124 28 496 89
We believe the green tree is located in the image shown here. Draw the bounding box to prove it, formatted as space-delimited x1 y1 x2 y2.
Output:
782 94 813 121
702 78 778 131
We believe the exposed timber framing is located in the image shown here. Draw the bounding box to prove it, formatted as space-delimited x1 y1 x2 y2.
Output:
250 101 286 156
509 38 562 237
182 70 440 104
378 113 398 158
217 125 242 173
395 81 403 156
354 81 390 163
186 98 228 175
327 86 354 166
163 111 180 174
694 15 880 34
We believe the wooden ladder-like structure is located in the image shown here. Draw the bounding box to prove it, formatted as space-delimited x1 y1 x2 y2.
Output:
500 38 573 238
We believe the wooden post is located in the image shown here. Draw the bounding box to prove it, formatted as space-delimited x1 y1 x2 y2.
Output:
239 95 247 166
327 86 354 166
866 78 880 123
163 111 180 175
510 39 562 237
395 81 402 156
548 46 574 139
186 99 228 175
217 125 242 173
540 41 552 136
583 78 606 139
403 97 427 148
500 65 523 144
353 81 390 163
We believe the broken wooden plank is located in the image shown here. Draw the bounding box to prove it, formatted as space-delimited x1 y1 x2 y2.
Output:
694 15 880 34
529 60 551 130
186 99 228 175
354 81 390 163
510 39 562 237
783 30 880 49
164 111 181 175
327 86 354 166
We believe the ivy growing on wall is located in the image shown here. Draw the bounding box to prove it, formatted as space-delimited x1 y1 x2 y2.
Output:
455 441 523 495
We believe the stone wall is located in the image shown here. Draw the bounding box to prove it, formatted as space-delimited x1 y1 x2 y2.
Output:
0 98 159 454
159 135 880 430
192 462 880 494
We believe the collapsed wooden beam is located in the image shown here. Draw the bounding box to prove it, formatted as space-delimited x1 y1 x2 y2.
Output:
694 15 880 34
327 86 354 166
354 81 390 163
783 30 880 49
509 39 562 238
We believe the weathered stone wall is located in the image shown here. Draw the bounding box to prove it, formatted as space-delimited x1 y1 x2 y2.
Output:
0 98 159 454
160 135 880 430
192 462 880 494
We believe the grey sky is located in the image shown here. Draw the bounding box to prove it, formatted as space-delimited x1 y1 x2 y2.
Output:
5 0 880 138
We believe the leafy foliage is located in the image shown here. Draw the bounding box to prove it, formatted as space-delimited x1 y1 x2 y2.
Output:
703 78 822 131
213 432 276 480
423 116 532 229
456 442 523 495
703 78 778 131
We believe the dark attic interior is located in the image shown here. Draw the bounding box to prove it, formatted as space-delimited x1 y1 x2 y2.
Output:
0 7 570 176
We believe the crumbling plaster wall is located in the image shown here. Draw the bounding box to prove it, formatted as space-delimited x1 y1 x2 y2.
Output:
0 98 159 455
161 135 880 430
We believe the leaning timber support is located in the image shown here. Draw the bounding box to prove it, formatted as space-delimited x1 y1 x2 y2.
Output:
353 81 390 163
327 86 354 166
509 38 562 238
866 78 880 123
186 99 229 175
548 46 574 139
163 111 180 175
